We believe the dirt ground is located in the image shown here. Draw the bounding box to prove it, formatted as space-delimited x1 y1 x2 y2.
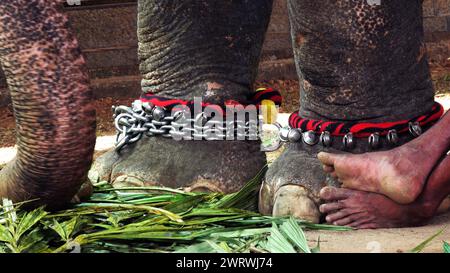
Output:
306 213 450 253
0 71 450 253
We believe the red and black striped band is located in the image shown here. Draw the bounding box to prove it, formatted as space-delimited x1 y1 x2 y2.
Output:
288 102 444 138
139 88 282 116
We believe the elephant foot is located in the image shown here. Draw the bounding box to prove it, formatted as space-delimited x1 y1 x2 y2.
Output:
70 179 94 204
259 144 339 223
92 137 266 193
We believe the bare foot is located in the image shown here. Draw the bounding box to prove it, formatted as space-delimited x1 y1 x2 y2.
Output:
319 187 431 228
318 142 437 204
319 154 450 229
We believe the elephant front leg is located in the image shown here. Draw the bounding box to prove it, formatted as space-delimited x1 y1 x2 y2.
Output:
0 0 96 209
260 0 437 223
92 0 273 193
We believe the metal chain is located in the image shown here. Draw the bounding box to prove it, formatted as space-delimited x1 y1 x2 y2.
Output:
113 100 260 152
114 100 426 152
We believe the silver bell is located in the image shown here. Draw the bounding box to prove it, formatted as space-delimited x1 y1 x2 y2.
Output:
320 131 332 147
279 127 291 142
387 129 399 145
287 128 302 143
409 122 422 137
152 106 166 121
303 130 318 146
368 133 380 150
343 133 355 150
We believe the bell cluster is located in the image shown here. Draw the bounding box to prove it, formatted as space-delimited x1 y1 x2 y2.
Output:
278 121 423 150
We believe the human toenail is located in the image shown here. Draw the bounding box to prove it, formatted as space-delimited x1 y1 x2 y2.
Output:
320 187 333 198
319 204 326 212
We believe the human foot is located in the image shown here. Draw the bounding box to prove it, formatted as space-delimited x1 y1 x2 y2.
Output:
319 154 450 228
319 187 432 228
318 140 439 204
317 109 450 205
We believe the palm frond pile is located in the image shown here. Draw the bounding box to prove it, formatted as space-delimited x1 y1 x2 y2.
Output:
0 167 350 253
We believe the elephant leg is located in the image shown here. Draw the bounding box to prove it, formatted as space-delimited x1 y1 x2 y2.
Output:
260 0 435 223
92 0 273 192
0 0 96 209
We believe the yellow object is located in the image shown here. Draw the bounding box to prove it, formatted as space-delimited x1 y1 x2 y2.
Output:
256 88 278 124
261 99 278 125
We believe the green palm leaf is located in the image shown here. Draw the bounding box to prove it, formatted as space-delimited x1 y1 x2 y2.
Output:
444 241 450 253
410 229 445 253
264 223 296 253
279 217 311 253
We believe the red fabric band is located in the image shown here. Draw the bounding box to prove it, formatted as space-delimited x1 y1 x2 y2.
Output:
288 102 444 138
139 88 282 116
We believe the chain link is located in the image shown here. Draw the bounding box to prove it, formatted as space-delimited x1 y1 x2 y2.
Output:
113 100 260 152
